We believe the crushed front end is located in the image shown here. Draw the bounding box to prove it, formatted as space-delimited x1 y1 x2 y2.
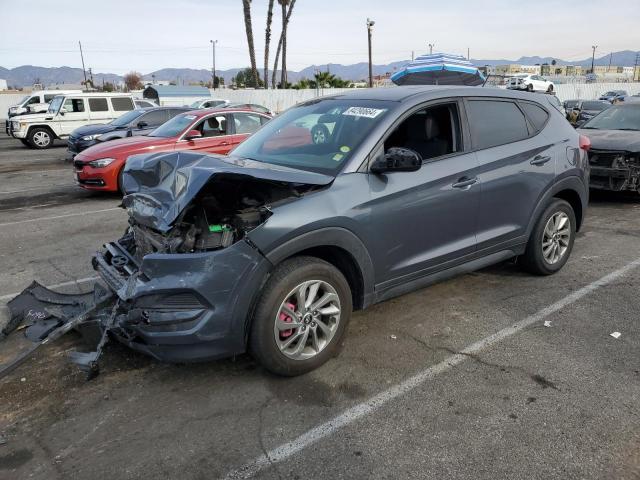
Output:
588 149 640 192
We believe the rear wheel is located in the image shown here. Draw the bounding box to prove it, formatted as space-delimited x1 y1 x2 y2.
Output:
547 84 554 93
27 127 54 149
249 256 352 376
526 84 534 92
520 199 575 275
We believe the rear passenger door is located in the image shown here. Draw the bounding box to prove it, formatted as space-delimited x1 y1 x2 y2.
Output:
465 98 556 250
88 97 111 124
229 112 269 149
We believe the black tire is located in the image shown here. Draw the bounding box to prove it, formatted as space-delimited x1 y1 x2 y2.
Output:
249 256 352 376
20 139 30 146
311 124 330 144
117 167 126 196
27 127 54 149
547 84 554 93
526 84 534 92
520 199 576 275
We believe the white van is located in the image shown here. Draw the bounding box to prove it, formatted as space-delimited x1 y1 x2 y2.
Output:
9 93 135 149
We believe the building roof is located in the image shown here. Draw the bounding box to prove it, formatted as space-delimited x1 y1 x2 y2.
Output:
143 85 210 97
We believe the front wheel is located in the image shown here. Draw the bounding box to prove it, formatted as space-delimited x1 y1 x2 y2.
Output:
27 127 54 149
249 256 352 376
520 199 576 275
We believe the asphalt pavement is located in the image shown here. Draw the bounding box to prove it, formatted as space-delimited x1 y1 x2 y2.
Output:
0 134 638 480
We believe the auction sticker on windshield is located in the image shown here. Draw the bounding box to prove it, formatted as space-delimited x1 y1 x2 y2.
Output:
342 107 387 118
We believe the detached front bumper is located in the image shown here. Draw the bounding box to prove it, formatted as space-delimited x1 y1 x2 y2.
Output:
92 238 272 362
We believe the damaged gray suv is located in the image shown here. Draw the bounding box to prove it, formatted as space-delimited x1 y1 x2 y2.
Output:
95 86 590 375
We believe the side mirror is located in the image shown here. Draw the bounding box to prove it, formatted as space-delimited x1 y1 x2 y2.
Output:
370 147 422 174
137 121 148 129
184 129 202 140
59 107 67 116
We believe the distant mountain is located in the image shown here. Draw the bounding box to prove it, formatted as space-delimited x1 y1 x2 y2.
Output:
1 50 637 88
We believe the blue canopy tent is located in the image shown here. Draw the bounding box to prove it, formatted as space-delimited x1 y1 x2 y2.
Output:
391 53 485 86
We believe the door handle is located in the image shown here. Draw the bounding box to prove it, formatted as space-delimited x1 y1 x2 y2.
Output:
452 177 478 189
530 155 551 166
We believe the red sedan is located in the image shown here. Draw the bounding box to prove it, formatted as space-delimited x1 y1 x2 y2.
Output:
73 108 271 192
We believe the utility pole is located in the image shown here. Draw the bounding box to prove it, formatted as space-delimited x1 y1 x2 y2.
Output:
634 52 640 82
411 51 414 61
211 40 218 89
590 45 598 74
467 47 470 60
78 41 87 87
367 18 375 88
428 43 435 55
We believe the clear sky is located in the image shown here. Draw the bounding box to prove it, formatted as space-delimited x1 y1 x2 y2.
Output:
1 0 639 74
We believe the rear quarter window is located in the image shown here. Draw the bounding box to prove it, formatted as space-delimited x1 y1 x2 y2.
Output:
111 97 134 112
519 102 549 134
466 99 530 150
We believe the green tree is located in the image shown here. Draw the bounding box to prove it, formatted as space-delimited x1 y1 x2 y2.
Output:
234 68 262 88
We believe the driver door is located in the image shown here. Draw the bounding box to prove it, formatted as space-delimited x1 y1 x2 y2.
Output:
56 97 88 136
365 100 480 286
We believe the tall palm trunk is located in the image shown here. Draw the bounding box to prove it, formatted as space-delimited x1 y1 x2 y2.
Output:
242 0 259 87
272 0 296 88
264 0 275 89
280 0 287 88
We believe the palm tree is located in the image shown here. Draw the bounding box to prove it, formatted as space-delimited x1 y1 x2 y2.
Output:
264 0 275 89
272 0 296 88
242 0 260 88
314 71 334 88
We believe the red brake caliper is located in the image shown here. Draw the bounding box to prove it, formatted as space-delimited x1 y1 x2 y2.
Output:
279 302 296 339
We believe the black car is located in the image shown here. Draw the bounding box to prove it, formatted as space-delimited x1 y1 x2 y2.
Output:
599 90 627 103
572 100 611 127
66 107 190 160
578 104 640 192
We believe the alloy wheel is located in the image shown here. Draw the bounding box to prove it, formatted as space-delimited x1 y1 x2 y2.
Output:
33 131 50 147
273 279 341 360
542 212 571 264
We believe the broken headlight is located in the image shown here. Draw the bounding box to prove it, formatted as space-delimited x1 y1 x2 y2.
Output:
82 134 102 141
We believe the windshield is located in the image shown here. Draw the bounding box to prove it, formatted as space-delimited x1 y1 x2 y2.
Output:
148 113 196 138
111 110 145 127
582 106 640 131
47 96 64 114
231 99 392 175
582 101 609 111
18 95 30 106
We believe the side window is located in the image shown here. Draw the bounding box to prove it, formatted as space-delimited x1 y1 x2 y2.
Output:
111 97 134 112
519 102 549 134
26 96 41 105
63 98 85 113
196 115 227 137
44 94 57 102
88 98 109 112
466 100 529 150
139 110 166 126
233 112 264 134
166 109 184 120
383 102 461 161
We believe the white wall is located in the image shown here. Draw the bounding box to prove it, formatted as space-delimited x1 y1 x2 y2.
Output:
2 83 639 120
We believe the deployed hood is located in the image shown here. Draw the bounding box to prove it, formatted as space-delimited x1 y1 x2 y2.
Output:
578 128 640 152
72 123 118 137
121 151 335 232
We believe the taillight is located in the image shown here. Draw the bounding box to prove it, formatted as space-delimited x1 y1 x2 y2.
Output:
579 134 591 151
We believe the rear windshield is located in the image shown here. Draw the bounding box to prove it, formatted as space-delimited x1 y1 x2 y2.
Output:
582 101 609 111
582 106 640 131
148 113 196 138
231 99 392 175
111 110 145 127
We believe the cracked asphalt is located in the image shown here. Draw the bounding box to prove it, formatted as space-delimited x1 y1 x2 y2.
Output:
0 135 638 479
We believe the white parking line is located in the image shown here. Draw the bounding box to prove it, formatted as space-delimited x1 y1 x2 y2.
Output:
0 276 98 302
224 256 640 479
0 207 121 227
